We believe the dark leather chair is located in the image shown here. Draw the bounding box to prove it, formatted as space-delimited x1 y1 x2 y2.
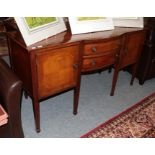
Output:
0 58 24 138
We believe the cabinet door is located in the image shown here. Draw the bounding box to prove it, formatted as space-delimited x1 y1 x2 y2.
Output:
120 31 146 68
36 45 80 99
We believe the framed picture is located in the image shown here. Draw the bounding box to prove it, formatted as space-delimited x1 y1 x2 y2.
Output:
68 17 114 35
14 17 67 46
113 17 144 28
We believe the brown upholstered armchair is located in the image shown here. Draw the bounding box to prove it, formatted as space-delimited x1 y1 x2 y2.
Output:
0 58 24 138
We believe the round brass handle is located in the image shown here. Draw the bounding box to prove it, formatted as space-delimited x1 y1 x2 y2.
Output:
73 64 78 69
115 54 119 57
92 47 97 53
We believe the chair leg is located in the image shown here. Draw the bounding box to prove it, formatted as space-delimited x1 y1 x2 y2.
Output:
130 64 138 85
110 68 119 96
32 99 40 133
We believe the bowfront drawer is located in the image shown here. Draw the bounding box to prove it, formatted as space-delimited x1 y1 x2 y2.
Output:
82 51 118 72
84 39 120 56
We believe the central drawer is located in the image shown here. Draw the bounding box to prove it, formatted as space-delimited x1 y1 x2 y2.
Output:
82 50 118 72
84 39 120 56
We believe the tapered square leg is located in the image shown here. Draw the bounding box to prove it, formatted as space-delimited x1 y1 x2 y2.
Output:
130 64 138 85
73 85 80 115
24 90 28 99
110 68 119 96
32 99 40 133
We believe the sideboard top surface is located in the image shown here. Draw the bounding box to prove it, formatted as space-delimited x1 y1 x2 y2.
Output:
7 27 144 51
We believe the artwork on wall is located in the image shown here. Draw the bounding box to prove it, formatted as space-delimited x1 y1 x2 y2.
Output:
68 17 114 35
113 17 144 28
14 17 66 46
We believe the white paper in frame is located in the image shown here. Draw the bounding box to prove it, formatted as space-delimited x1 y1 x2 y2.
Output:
113 17 144 28
14 17 67 46
69 17 114 35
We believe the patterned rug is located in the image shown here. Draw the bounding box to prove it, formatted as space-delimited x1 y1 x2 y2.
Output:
81 92 155 138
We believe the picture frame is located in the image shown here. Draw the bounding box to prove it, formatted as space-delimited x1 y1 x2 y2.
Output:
14 17 67 46
113 17 144 28
68 17 114 35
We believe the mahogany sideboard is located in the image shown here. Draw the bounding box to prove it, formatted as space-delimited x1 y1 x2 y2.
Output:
7 27 146 132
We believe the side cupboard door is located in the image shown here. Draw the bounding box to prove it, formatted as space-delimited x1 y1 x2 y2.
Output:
35 45 81 99
119 30 146 69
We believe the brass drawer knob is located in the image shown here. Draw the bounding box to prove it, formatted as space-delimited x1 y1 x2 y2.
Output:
116 53 119 57
92 47 97 53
